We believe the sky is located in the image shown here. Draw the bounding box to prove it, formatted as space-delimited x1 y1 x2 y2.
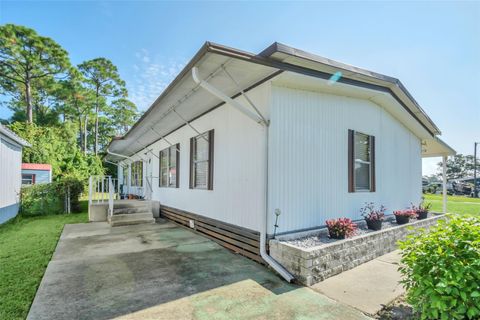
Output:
1 1 479 175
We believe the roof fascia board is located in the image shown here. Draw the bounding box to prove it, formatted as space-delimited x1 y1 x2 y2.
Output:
208 44 436 136
256 42 440 136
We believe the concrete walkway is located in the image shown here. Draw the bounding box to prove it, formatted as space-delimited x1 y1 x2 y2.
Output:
28 220 371 320
311 251 404 316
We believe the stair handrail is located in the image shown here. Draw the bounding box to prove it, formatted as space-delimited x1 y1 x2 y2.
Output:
108 176 114 218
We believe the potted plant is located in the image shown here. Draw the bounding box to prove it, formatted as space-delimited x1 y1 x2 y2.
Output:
411 202 431 220
325 218 357 239
360 202 386 231
393 210 416 225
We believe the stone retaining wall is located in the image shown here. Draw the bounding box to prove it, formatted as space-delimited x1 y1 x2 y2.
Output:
269 214 446 286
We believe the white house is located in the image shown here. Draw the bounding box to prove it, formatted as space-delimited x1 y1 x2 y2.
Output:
104 42 455 275
0 124 30 224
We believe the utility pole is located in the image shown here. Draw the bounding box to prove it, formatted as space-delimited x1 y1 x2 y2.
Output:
474 142 478 198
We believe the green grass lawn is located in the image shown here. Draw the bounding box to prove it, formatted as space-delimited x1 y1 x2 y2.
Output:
0 205 88 320
423 194 480 216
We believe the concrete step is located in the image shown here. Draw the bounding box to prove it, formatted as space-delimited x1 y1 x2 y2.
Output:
113 200 152 209
113 206 150 215
109 212 153 222
108 212 155 227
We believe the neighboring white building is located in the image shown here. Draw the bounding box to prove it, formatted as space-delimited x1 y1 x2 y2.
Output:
105 42 455 263
0 124 30 224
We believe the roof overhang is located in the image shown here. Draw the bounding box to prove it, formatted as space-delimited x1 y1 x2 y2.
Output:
0 124 30 147
422 137 456 158
107 41 445 161
106 43 280 161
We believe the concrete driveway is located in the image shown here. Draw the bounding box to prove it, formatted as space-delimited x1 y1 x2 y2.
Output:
28 220 370 320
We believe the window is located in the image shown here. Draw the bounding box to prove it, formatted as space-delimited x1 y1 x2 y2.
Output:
130 161 143 187
190 130 214 190
159 144 180 188
348 130 375 192
122 165 129 185
22 174 35 185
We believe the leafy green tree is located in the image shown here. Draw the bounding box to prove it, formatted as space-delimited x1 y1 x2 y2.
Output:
110 98 139 135
9 122 103 181
55 69 96 153
0 24 70 124
438 154 477 180
78 58 126 154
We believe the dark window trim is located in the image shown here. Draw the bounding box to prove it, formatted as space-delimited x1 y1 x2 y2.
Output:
22 173 36 185
189 129 214 190
159 144 180 188
348 129 376 193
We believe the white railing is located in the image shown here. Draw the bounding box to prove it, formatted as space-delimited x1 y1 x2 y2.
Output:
88 175 119 218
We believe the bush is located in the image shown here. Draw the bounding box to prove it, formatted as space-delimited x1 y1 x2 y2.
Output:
325 218 357 239
398 216 480 319
20 178 84 216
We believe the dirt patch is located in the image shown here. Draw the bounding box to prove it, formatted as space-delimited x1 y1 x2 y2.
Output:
375 295 416 320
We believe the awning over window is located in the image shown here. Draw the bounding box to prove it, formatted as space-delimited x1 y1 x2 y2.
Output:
422 137 456 158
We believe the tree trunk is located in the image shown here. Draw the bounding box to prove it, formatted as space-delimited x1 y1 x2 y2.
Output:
78 115 84 152
25 79 33 124
84 115 88 154
94 87 99 155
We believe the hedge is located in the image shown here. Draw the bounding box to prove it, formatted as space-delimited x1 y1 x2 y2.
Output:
20 178 84 216
399 216 480 319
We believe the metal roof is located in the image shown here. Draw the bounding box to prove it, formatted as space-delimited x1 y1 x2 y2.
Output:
0 124 30 147
107 41 445 161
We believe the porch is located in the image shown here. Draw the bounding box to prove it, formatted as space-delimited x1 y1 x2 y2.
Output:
87 176 158 226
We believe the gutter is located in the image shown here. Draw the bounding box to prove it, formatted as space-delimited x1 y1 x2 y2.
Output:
191 66 294 282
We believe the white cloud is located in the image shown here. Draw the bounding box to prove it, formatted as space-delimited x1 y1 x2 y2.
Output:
129 50 186 111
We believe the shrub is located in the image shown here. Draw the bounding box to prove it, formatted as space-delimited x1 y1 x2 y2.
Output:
398 216 480 319
325 218 357 239
360 202 386 221
20 178 84 216
393 209 417 218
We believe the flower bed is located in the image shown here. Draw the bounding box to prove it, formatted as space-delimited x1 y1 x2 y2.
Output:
269 213 446 286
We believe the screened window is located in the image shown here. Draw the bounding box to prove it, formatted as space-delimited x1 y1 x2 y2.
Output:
160 144 180 188
131 161 143 187
22 174 35 185
190 130 214 190
348 130 375 192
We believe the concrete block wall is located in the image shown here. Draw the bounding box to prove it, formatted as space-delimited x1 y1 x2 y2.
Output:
270 214 446 286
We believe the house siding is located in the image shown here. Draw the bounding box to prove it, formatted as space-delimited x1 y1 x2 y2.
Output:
120 83 270 232
268 85 422 235
0 135 23 224
22 169 51 184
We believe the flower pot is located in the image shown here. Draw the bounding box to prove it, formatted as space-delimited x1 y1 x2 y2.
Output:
366 219 383 231
328 232 345 239
416 211 428 220
395 215 410 225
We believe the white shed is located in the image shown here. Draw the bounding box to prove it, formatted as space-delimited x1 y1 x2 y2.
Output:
104 42 455 272
0 124 30 224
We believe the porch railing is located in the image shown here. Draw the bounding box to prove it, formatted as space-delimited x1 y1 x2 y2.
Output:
88 175 119 217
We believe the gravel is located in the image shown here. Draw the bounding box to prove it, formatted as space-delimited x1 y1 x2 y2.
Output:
283 217 416 249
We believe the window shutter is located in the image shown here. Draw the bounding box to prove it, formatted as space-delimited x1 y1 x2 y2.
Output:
208 129 214 190
176 143 180 188
189 137 194 189
370 135 376 192
348 129 355 192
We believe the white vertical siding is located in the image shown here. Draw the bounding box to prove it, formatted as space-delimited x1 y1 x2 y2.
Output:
268 85 422 234
123 83 270 231
0 135 22 224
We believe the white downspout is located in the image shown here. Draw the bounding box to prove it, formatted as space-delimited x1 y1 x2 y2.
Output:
192 66 294 282
262 126 295 282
